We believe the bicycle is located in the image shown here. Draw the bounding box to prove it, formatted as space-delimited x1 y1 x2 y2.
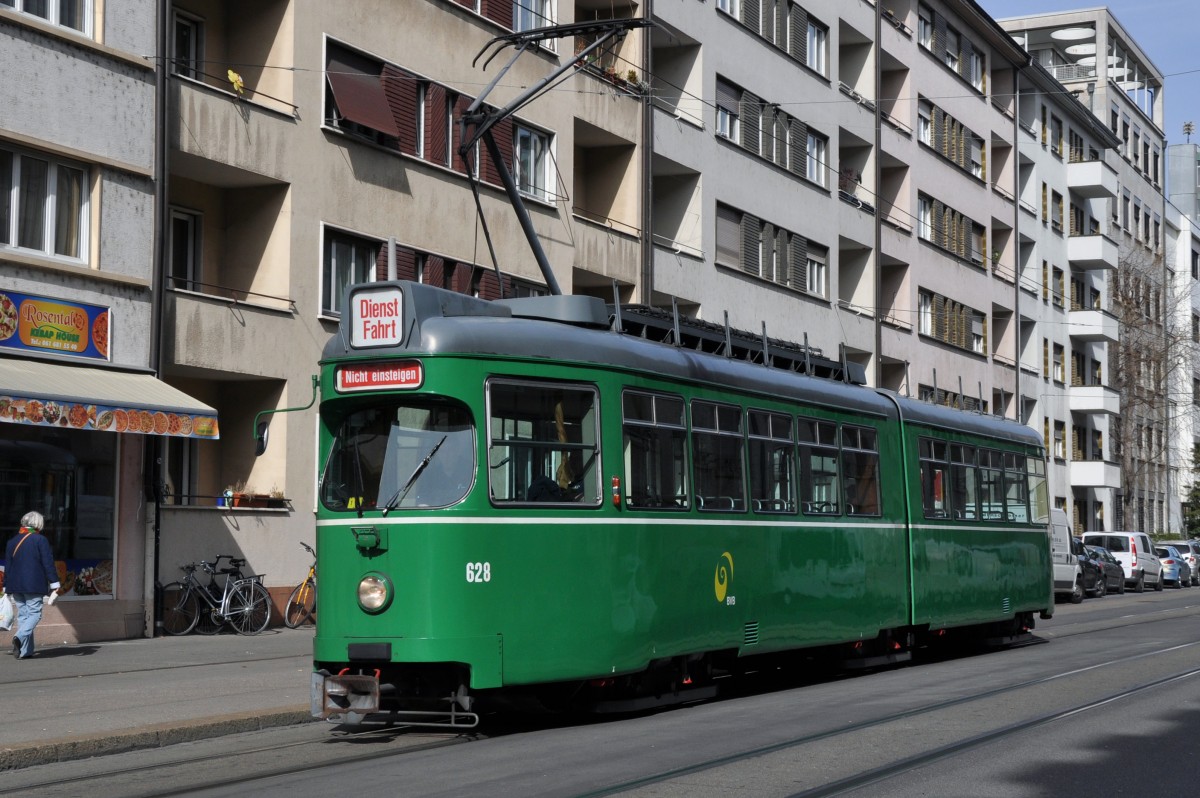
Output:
161 555 272 636
284 542 317 628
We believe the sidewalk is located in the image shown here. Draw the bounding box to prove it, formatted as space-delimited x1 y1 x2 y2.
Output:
0 626 315 771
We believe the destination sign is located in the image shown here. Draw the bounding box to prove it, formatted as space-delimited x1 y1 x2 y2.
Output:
349 285 404 348
336 361 424 392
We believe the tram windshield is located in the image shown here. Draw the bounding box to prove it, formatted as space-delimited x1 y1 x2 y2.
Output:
320 398 474 512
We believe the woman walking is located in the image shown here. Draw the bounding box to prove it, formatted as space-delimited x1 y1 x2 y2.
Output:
5 512 61 660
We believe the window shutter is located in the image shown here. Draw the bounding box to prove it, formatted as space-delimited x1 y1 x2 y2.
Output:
790 5 807 63
716 80 740 114
960 37 974 80
425 83 449 166
775 0 787 48
381 65 420 155
742 0 760 36
451 93 474 174
932 13 947 60
742 213 762 276
741 91 762 156
775 113 787 165
450 262 474 294
481 115 513 186
775 226 789 284
788 118 807 175
932 294 945 339
931 200 944 245
395 246 418 282
932 107 944 153
760 222 774 279
477 269 509 300
423 255 446 288
790 233 808 291
483 0 512 29
979 137 986 180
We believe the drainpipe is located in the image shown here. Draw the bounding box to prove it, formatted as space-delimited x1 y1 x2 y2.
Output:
873 1 882 387
639 0 654 305
149 0 171 637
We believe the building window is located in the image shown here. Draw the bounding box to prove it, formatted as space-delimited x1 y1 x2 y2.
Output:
168 208 202 292
515 124 551 201
807 19 828 75
917 195 932 241
2 0 91 35
171 10 203 79
715 203 742 269
0 146 88 261
944 28 960 71
322 228 380 317
807 244 828 299
806 131 827 186
918 101 932 146
513 0 552 33
1053 421 1066 459
716 0 737 14
918 5 932 50
969 50 985 91
1053 344 1064 382
715 79 741 143
918 290 932 335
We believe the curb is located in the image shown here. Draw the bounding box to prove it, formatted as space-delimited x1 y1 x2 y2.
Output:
0 706 313 771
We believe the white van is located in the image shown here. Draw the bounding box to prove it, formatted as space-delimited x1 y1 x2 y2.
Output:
1081 531 1162 592
1049 510 1082 603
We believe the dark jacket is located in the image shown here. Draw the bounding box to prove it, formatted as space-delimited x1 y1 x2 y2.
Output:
4 531 60 595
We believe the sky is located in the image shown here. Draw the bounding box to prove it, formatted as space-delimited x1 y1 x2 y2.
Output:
978 1 1200 147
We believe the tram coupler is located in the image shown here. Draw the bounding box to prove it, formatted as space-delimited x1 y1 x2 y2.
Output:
312 670 380 722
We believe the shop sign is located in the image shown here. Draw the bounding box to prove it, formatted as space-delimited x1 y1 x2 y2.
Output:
0 291 110 361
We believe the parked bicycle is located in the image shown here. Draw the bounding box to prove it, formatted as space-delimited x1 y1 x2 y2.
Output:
284 542 317 628
161 555 271 636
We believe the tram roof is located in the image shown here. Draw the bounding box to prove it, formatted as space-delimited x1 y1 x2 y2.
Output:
325 281 1042 449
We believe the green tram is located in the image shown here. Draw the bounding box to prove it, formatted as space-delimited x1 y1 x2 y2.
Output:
311 281 1052 726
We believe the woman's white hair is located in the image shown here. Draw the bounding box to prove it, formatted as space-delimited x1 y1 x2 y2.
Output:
20 511 44 531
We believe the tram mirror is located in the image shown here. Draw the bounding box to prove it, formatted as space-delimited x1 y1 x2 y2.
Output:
254 420 270 457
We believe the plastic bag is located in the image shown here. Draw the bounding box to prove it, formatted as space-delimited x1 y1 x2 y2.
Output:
0 592 13 631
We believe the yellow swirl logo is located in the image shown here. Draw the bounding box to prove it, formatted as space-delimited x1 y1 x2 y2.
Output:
714 551 734 603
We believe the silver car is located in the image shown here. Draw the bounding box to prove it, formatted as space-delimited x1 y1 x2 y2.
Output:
1154 546 1191 589
1160 540 1200 586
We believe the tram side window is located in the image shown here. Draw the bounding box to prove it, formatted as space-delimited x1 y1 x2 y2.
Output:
623 391 689 510
919 438 950 518
949 444 979 520
841 426 880 516
693 400 746 512
1027 455 1050 524
798 419 840 515
1004 452 1030 522
748 410 795 513
487 380 600 505
979 449 1005 520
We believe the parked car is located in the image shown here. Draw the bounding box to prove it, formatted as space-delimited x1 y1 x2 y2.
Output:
1081 532 1163 592
1155 546 1191 589
1071 537 1104 599
1084 544 1126 595
1159 540 1200 586
1050 509 1082 602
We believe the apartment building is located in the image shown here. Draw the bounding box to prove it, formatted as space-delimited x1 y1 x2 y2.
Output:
1000 10 1171 534
155 1 648 605
1165 203 1200 529
0 3 217 642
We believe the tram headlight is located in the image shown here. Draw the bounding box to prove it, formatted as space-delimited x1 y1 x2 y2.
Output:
357 572 392 613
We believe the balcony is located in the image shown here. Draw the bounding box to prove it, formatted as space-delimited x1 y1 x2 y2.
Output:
569 211 641 289
1068 384 1120 415
1067 308 1119 343
170 79 296 183
1070 458 1121 489
1067 158 1118 199
1067 233 1118 271
165 289 297 379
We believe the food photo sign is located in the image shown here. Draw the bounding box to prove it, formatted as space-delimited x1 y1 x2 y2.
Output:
0 397 219 439
0 291 110 360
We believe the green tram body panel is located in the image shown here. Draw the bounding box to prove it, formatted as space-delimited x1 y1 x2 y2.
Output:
313 282 1051 693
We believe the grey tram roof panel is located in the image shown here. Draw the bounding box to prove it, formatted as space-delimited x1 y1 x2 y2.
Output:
326 281 1043 449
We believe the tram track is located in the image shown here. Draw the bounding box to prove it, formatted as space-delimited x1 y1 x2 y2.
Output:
17 636 1197 798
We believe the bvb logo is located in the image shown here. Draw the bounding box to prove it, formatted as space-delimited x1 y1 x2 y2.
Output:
714 551 734 603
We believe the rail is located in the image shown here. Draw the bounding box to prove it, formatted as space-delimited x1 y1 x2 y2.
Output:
168 277 297 313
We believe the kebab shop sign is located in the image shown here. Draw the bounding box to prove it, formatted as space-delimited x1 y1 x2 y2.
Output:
349 286 404 348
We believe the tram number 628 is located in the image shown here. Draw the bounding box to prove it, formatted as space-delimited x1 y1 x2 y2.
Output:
466 562 491 583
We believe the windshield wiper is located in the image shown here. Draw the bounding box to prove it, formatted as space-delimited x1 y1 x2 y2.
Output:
381 435 447 516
